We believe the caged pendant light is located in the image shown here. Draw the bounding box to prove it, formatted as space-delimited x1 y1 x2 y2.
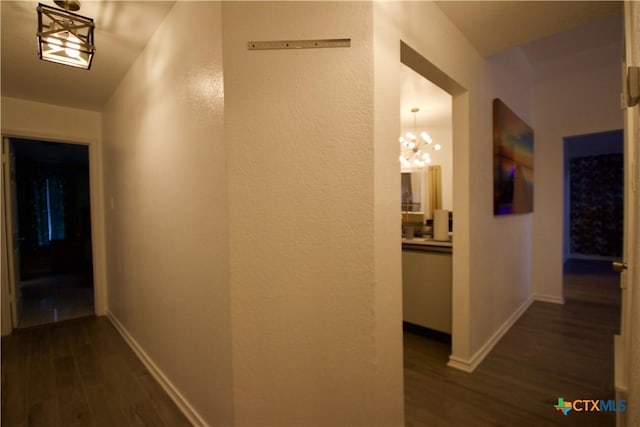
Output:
37 1 95 70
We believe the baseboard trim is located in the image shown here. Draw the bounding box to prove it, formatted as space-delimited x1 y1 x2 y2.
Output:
107 312 208 427
447 296 532 373
533 294 564 304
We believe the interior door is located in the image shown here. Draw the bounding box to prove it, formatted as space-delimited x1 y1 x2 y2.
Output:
2 137 22 327
615 3 639 426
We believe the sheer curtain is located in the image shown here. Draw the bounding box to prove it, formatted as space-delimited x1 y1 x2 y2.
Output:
428 165 442 219
33 176 66 246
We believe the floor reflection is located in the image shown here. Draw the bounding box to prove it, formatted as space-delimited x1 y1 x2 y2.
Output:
19 273 94 328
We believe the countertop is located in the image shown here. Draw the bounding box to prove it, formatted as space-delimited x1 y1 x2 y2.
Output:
402 236 453 252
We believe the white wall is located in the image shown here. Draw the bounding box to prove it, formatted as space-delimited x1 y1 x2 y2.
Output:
375 1 534 368
373 7 407 425
222 2 404 425
531 16 623 302
0 96 105 335
101 2 233 425
104 2 405 424
1 97 101 143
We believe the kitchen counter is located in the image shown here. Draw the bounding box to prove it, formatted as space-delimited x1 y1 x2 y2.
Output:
402 236 452 253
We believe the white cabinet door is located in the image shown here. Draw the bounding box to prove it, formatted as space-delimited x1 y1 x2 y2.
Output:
402 249 452 334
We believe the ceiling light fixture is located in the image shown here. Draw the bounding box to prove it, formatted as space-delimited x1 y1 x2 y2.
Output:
399 107 441 170
37 1 95 70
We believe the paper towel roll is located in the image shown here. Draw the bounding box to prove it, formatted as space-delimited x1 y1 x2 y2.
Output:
433 209 449 241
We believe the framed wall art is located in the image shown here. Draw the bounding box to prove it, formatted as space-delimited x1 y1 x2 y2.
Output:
493 98 534 215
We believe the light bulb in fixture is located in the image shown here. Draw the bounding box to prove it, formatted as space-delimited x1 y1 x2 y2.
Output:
65 32 82 57
434 144 442 151
45 30 81 58
420 131 432 144
47 36 62 49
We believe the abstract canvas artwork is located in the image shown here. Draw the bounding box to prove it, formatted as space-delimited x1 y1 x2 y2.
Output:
493 98 534 215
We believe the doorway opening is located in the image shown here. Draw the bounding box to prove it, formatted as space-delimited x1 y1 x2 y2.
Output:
4 138 94 328
400 63 454 346
399 41 465 367
563 130 624 262
562 129 623 308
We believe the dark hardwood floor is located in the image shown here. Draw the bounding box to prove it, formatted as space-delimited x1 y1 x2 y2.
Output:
2 259 621 427
1 315 191 427
404 259 621 427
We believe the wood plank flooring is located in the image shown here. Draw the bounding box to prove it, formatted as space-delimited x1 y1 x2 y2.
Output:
404 259 621 427
1 315 191 427
2 259 621 427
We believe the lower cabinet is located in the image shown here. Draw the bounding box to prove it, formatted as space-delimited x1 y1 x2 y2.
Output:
402 249 452 334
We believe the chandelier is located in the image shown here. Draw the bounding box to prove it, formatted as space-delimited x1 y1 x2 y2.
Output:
37 1 95 70
399 107 441 169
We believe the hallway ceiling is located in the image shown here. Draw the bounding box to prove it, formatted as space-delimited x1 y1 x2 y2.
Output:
400 1 622 155
1 1 175 111
435 0 622 57
0 1 623 112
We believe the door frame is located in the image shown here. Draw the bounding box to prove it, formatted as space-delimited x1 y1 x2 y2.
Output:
399 40 468 367
616 2 639 426
2 138 22 328
0 132 108 335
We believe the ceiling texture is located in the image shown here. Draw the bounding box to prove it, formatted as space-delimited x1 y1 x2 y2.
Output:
1 1 175 111
435 0 622 57
402 1 623 130
0 1 624 113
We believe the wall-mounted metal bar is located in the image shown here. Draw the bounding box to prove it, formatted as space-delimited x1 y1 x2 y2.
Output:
248 38 351 50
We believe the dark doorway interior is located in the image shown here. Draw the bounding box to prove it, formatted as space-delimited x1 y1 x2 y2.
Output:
12 138 94 327
564 130 624 260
